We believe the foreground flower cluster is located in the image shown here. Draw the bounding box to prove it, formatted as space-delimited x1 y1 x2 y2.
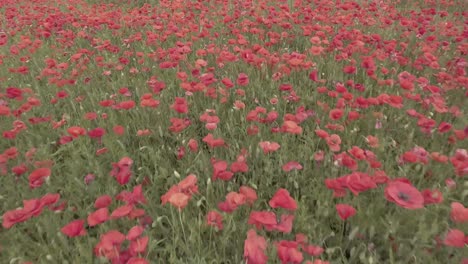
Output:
0 0 467 263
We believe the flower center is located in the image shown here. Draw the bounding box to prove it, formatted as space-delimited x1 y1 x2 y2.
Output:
397 192 410 201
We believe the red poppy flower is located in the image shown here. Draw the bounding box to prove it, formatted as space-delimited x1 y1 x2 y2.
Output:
237 73 249 86
61 219 86 237
443 229 465 248
96 147 108 156
450 202 468 223
88 127 106 139
315 129 329 139
282 161 303 172
273 214 295 233
115 185 147 206
28 168 51 189
211 159 233 181
188 139 198 152
244 229 268 264
325 134 341 152
329 109 344 120
309 70 319 81
95 195 112 209
0 105 10 116
258 141 281 154
384 181 424 209
94 230 126 260
335 204 356 220
219 192 246 213
231 160 249 173
129 208 146 219
110 157 133 185
113 125 125 136
22 199 44 217
203 133 226 148
162 176 196 207
168 192 190 211
83 173 95 185
206 210 223 230
335 153 358 171
116 100 136 110
422 189 443 205
281 121 302 134
2 208 31 229
276 240 303 264
110 205 133 219
177 174 198 192
239 186 257 205
269 188 297 211
67 126 87 138
129 236 149 254
302 244 324 257
171 97 188 114
345 172 377 195
366 135 379 148
87 208 109 227
127 225 145 241
40 193 60 208
248 211 278 230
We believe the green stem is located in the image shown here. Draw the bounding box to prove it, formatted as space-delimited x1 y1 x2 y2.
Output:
178 210 187 245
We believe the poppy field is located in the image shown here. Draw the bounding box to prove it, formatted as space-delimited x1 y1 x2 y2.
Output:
0 0 467 263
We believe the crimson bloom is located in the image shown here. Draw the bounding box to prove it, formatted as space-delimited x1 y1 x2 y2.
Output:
168 193 190 211
231 160 249 173
203 133 226 148
94 230 126 260
28 168 51 189
258 141 280 154
336 204 356 220
22 199 44 217
326 134 341 152
88 127 106 142
211 159 233 181
269 188 298 211
40 193 60 208
206 210 223 230
116 184 148 206
218 191 246 213
2 208 31 229
421 189 443 205
345 172 377 196
248 211 278 230
244 229 268 264
95 195 112 209
276 240 303 264
274 214 295 233
129 236 149 255
443 229 466 248
87 208 109 226
384 181 424 209
161 174 198 211
282 161 303 172
171 97 188 114
302 244 324 257
450 202 468 223
126 225 145 241
110 204 133 219
67 126 86 138
61 219 87 237
237 73 249 86
239 186 257 205
110 157 133 185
